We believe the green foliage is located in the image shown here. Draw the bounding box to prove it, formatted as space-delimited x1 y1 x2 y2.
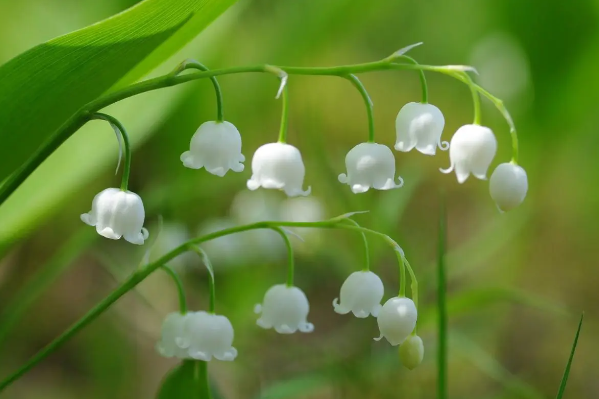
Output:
157 361 211 399
556 314 584 399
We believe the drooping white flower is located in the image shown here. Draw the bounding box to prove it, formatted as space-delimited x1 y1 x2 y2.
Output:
156 311 237 361
81 188 148 245
440 124 497 183
489 163 528 211
338 142 404 194
255 284 314 334
247 142 311 197
399 334 424 370
180 121 245 177
395 102 447 155
333 271 384 318
375 296 417 346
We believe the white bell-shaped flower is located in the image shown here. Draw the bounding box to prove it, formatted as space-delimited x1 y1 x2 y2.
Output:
395 102 447 155
254 284 314 334
489 163 528 212
399 334 424 370
333 271 384 318
375 296 417 346
440 124 497 183
247 142 311 197
180 121 245 177
156 311 237 361
338 142 404 194
81 188 148 245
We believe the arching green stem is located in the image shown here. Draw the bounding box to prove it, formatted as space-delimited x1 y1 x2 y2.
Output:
345 74 375 142
404 258 418 309
0 217 415 392
461 72 482 125
344 218 370 271
270 226 295 286
161 265 187 314
398 55 428 103
188 246 216 313
90 113 131 191
277 84 289 143
174 60 224 122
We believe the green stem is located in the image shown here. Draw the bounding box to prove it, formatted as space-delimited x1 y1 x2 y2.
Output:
344 219 370 271
462 72 481 125
345 74 375 142
398 55 428 103
188 246 216 314
397 249 407 297
404 258 418 309
437 198 448 399
0 59 515 206
175 60 224 122
197 361 212 399
89 113 132 191
270 226 294 286
161 265 187 314
0 217 411 392
277 84 289 143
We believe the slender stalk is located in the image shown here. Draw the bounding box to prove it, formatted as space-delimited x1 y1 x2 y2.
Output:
461 72 481 125
344 219 370 271
404 258 418 309
277 84 289 143
175 60 224 122
161 265 187 314
270 226 295 286
188 246 216 314
398 55 428 103
556 313 584 399
197 361 212 399
345 74 375 142
0 59 515 206
437 197 448 399
89 113 131 191
397 248 407 297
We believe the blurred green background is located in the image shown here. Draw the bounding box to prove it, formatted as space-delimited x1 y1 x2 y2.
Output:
0 0 597 398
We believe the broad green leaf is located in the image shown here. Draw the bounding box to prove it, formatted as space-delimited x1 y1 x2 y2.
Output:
0 2 242 247
556 313 584 399
0 0 237 182
157 360 211 399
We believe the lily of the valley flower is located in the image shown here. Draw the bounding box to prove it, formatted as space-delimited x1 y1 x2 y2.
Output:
440 124 497 183
81 188 148 245
395 102 447 155
489 163 528 211
333 271 384 318
255 284 314 334
156 311 237 361
180 121 245 177
375 296 417 346
247 143 311 197
338 142 404 194
399 334 424 370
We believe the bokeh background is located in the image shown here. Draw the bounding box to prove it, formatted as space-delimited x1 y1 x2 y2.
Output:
0 0 598 398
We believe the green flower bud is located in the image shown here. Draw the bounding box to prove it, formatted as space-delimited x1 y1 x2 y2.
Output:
399 335 424 370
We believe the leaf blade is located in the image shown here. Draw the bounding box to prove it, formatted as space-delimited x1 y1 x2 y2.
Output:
556 313 584 399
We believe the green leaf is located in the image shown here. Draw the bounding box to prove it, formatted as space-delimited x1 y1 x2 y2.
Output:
0 0 236 182
556 313 584 399
0 1 241 247
157 360 211 399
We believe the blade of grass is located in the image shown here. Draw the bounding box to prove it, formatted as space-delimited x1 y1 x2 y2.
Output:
437 195 448 399
556 313 584 399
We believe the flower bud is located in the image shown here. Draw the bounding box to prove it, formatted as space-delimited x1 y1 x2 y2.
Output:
489 163 528 211
399 335 424 370
180 121 245 176
440 124 497 183
247 143 311 197
81 188 148 245
395 102 446 155
338 142 403 193
333 271 384 318
255 284 314 334
375 296 417 346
